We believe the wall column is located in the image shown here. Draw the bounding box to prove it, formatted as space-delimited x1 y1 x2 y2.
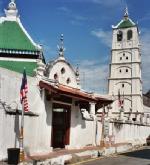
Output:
90 102 97 146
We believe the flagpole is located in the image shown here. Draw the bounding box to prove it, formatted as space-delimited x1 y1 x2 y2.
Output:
19 68 28 163
19 100 25 162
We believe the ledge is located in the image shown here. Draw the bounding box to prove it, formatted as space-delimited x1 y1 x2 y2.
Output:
5 109 39 117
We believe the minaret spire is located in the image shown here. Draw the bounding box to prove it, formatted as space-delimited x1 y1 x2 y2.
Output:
124 6 129 20
57 34 65 58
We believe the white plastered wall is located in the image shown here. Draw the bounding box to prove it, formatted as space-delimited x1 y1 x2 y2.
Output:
109 122 150 145
0 68 52 160
68 102 102 148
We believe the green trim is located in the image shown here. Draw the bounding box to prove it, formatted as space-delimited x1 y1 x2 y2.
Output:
117 19 135 28
0 21 38 52
0 60 37 76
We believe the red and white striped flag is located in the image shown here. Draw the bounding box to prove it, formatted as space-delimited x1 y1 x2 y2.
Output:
20 69 29 112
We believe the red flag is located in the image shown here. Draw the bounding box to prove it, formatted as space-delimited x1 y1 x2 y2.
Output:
20 69 29 112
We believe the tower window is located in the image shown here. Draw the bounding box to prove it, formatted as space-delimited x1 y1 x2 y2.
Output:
120 57 122 60
123 53 125 56
126 56 128 60
61 67 65 74
66 78 71 84
122 84 124 88
117 31 123 41
54 73 58 80
126 69 128 72
127 30 132 40
119 69 121 73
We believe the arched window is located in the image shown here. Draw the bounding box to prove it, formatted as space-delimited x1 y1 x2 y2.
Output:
66 78 71 84
54 73 58 80
61 67 65 74
127 30 132 40
117 31 123 41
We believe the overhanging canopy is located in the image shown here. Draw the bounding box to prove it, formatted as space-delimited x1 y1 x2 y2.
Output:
39 80 113 110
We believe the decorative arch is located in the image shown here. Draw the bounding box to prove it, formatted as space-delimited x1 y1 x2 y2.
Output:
115 81 131 86
118 51 132 55
117 66 131 70
118 51 132 61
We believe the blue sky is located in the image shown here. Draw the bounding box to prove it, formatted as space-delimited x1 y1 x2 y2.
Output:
1 0 150 93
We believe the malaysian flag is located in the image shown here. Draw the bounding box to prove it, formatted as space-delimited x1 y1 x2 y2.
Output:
20 69 29 112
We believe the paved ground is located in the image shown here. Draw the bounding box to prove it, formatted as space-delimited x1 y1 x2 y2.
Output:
79 146 150 165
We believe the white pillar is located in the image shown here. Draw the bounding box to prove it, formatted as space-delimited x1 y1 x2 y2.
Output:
90 102 97 146
90 102 96 115
36 59 45 77
136 114 141 123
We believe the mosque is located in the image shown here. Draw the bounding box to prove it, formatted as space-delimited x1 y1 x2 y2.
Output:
0 0 149 161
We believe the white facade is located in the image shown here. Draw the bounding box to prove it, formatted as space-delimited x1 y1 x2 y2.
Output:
0 1 105 160
0 60 103 160
108 11 143 118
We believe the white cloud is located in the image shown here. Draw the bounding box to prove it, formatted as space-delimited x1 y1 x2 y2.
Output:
78 60 108 93
141 28 150 93
57 5 88 26
70 15 88 26
139 12 150 23
91 28 112 47
57 6 71 14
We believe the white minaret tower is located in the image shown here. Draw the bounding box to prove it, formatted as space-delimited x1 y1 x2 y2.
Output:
108 8 143 120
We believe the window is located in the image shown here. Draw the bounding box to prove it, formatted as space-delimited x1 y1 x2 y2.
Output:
61 67 65 74
54 73 58 80
119 69 122 73
126 69 128 72
66 78 71 84
117 31 123 41
120 57 122 60
127 30 132 40
126 56 128 60
123 53 125 56
122 84 124 88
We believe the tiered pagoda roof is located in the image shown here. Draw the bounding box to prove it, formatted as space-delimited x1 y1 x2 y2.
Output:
0 0 41 57
0 0 43 76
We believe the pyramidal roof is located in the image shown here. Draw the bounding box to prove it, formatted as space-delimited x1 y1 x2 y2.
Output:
112 7 136 29
0 0 41 56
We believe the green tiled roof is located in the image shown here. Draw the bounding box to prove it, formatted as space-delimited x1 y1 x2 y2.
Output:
0 60 37 76
0 21 38 52
117 19 135 28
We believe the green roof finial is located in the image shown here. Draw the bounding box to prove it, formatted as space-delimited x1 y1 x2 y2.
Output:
124 6 129 20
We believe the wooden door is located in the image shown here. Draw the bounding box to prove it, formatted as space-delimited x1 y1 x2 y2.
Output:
51 103 71 148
